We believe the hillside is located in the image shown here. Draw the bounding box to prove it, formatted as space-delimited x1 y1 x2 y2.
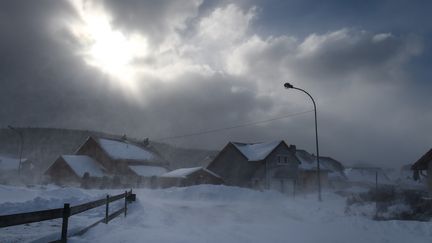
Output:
0 127 218 174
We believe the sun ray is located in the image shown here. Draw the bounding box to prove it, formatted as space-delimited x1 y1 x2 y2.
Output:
67 0 148 95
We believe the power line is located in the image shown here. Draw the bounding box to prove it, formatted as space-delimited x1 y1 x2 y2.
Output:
154 110 314 141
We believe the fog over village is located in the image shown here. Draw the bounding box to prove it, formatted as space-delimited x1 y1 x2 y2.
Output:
0 1 432 242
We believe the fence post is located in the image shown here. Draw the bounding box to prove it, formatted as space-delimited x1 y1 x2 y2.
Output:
293 180 296 199
61 203 70 243
105 195 109 224
124 191 127 217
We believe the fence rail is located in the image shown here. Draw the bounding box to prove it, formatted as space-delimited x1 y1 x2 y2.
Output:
0 189 136 243
0 207 63 227
70 198 106 215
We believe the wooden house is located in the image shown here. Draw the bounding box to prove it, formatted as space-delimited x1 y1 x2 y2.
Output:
294 150 347 190
75 136 169 181
159 167 224 188
44 155 106 186
411 148 432 192
207 141 299 194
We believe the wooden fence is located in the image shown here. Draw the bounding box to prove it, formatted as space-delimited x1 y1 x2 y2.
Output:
0 189 136 242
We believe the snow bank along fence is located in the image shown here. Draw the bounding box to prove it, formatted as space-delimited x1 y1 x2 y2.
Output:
0 189 137 242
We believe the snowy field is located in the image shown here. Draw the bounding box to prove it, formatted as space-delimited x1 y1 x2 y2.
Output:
1 185 431 243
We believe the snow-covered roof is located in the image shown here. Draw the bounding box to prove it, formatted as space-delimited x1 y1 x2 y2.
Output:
231 141 282 161
161 167 221 179
97 138 157 161
128 165 167 177
295 150 317 170
295 150 343 173
320 157 345 172
0 155 28 171
62 155 105 178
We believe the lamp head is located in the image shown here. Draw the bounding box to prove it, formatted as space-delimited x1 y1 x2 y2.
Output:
284 82 294 89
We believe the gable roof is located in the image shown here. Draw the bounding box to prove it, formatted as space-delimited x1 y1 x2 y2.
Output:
295 149 316 170
295 149 344 174
319 156 345 172
61 155 106 178
128 165 167 177
161 167 221 179
230 141 284 161
411 148 432 170
96 137 158 161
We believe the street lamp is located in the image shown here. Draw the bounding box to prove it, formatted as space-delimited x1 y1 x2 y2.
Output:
8 125 23 175
283 82 322 201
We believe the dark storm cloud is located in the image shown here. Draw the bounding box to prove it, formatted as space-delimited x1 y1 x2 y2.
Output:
100 0 201 44
141 73 273 136
0 0 271 141
0 0 431 168
0 0 136 129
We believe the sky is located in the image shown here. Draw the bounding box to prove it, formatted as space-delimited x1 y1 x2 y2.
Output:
1 0 431 168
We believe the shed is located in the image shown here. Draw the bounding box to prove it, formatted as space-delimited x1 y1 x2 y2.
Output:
128 165 168 188
160 167 223 188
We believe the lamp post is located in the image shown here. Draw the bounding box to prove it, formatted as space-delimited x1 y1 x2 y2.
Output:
283 82 322 201
8 125 23 175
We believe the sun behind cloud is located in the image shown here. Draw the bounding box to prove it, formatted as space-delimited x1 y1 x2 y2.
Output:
68 0 148 94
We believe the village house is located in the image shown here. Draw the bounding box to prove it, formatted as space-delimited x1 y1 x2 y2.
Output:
75 136 168 178
411 148 432 192
44 155 106 186
44 136 169 187
159 167 223 188
295 150 332 190
294 149 347 190
207 141 299 194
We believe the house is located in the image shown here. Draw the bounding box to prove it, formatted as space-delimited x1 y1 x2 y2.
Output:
294 150 347 190
159 167 224 188
44 155 106 186
411 148 432 192
75 136 169 179
44 136 169 187
207 141 299 194
128 165 168 188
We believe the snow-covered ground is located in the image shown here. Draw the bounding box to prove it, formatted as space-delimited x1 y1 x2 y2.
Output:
1 185 431 243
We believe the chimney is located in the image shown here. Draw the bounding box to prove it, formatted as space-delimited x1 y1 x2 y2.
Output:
289 144 296 152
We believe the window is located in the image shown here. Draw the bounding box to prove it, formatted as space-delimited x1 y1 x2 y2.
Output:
277 155 289 165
